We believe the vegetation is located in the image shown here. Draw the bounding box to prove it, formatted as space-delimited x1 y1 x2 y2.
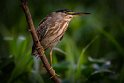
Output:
0 0 124 83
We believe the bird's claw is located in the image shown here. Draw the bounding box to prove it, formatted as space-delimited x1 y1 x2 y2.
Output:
49 67 60 79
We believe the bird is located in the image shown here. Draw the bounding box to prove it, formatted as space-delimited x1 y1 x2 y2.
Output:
32 9 90 65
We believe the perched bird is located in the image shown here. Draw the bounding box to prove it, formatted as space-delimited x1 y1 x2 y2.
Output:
32 9 89 65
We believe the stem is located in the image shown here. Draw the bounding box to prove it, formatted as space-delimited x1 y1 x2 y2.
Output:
20 0 61 82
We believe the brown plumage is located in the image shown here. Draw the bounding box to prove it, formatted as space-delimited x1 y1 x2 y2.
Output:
32 9 89 65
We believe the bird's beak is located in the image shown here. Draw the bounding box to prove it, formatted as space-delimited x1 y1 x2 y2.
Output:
67 12 90 16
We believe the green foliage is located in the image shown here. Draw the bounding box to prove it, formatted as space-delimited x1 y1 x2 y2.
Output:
0 0 124 83
8 35 33 83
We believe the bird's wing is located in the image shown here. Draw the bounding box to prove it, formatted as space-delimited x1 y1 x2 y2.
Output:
32 15 53 55
36 16 52 41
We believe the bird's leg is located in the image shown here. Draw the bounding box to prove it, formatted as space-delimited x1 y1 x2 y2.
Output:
50 48 53 66
49 48 60 78
49 48 53 70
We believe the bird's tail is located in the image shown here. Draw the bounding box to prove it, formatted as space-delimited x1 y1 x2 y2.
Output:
32 44 38 56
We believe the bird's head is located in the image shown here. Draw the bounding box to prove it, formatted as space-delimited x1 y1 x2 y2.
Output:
55 9 90 21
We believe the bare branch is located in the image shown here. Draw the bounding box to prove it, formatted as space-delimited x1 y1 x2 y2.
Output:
20 0 61 82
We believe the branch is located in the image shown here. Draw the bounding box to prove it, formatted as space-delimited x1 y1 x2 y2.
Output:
20 0 61 82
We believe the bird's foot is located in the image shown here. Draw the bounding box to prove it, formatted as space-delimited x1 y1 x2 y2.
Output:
36 46 45 53
49 67 60 79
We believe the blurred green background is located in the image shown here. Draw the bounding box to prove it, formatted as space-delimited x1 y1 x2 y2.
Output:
0 0 124 83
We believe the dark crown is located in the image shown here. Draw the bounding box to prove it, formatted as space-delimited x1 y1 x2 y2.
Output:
55 9 73 13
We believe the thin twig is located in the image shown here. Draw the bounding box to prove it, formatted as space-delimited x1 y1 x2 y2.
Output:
20 0 61 82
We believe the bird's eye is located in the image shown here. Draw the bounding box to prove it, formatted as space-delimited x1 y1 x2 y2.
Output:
67 15 72 18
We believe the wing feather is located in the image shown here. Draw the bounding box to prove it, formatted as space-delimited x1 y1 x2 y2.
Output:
36 15 52 41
